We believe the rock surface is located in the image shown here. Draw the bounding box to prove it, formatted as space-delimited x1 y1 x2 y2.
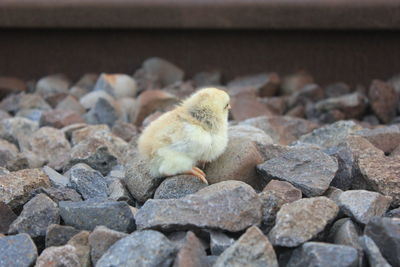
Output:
359 235 392 267
173 231 209 267
35 244 80 267
45 224 81 247
154 175 208 199
0 234 37 267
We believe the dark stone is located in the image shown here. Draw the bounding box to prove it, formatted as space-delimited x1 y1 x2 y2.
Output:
173 231 209 267
0 201 17 233
85 98 119 127
154 175 208 199
209 230 235 256
359 235 392 267
0 234 38 267
45 224 81 248
369 79 398 123
42 166 70 188
30 186 82 203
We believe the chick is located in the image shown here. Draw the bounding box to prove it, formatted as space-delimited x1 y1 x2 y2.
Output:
138 87 230 184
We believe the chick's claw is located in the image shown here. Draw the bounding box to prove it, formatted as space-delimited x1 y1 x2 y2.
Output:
193 167 206 177
185 168 208 185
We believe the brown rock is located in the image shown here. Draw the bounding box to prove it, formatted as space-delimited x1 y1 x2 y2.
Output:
0 138 19 168
281 71 314 95
18 93 52 111
0 77 27 99
227 73 280 97
68 231 91 267
260 97 287 115
0 168 50 209
288 83 324 108
263 180 302 203
369 80 398 123
133 89 178 126
56 95 86 115
0 201 17 233
173 231 209 267
111 120 138 142
356 125 400 154
285 105 306 118
36 245 80 267
71 124 110 145
36 74 71 107
40 110 85 129
230 92 274 121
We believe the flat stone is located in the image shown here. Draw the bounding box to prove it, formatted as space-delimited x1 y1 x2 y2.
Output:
230 92 274 121
59 198 135 232
173 231 209 267
56 95 86 115
142 57 184 87
94 73 137 98
0 168 50 210
214 226 278 267
45 224 81 248
287 242 359 267
42 166 69 188
40 109 85 129
227 72 280 97
0 201 17 233
240 115 319 145
369 79 398 123
154 175 208 199
23 127 71 170
88 226 128 266
30 187 82 203
364 217 400 267
356 125 400 154
96 230 177 267
8 194 59 239
65 163 108 200
268 197 339 247
135 181 262 232
359 235 392 267
35 244 80 267
67 231 91 267
257 148 338 197
0 234 37 267
0 117 38 147
209 231 235 256
85 97 119 127
337 190 392 224
281 71 314 95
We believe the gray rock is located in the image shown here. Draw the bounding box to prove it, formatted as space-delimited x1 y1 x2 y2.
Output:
287 242 359 267
386 207 400 218
8 194 60 239
364 217 400 266
268 197 339 247
107 178 133 203
89 226 128 266
43 166 69 188
45 224 81 247
228 124 274 145
0 201 17 233
35 244 80 267
56 95 86 115
94 73 137 98
80 90 115 110
142 57 184 87
257 148 338 197
359 235 392 267
135 181 262 232
35 74 70 101
67 231 91 267
325 82 351 98
214 226 278 267
193 71 221 87
16 108 43 122
356 125 400 154
59 198 135 232
209 231 235 256
96 230 177 267
338 190 392 224
263 179 303 203
154 175 208 199
0 234 37 267
66 163 108 200
173 231 209 267
0 117 38 147
30 187 82 203
369 79 398 123
85 97 119 127
0 138 18 168
227 72 280 97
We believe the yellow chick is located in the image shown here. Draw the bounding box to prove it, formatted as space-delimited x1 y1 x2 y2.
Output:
138 87 230 184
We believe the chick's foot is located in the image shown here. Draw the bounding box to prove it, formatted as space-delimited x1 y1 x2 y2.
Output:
184 167 208 185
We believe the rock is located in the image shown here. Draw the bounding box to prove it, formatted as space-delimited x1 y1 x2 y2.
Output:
0 234 37 267
142 57 184 87
369 79 398 123
107 179 132 203
286 105 305 118
209 231 235 256
229 92 274 121
214 226 278 267
18 93 52 111
287 83 324 108
263 180 302 203
154 175 208 199
0 76 27 98
0 110 11 120
205 128 266 190
0 138 19 168
133 89 178 126
65 163 108 200
227 72 280 97
67 231 91 267
42 166 69 188
30 187 82 203
94 73 137 98
173 231 209 267
314 92 367 120
364 217 400 266
56 95 86 115
260 96 287 115
0 168 50 209
59 198 135 232
193 71 221 87
35 244 80 267
124 148 163 202
66 136 120 176
40 109 84 129
281 71 314 95
257 148 338 197
329 218 362 248
0 201 17 233
287 242 359 267
386 207 400 218
23 127 71 170
88 226 128 266
45 224 81 247
70 124 109 145
79 91 115 110
295 120 362 148
324 186 344 203
240 115 319 145
36 74 70 106
117 96 138 121
111 120 138 142
15 108 44 122
85 97 119 127
268 197 339 247
0 117 38 147
135 181 262 232
356 125 400 154
359 235 392 267
325 82 351 98
96 230 177 267
337 190 391 224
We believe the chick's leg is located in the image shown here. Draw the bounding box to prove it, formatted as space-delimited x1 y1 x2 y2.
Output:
184 167 208 185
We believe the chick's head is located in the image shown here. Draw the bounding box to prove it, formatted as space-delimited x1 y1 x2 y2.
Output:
182 87 230 131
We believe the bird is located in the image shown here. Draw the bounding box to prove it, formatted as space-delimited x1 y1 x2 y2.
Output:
138 87 230 184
